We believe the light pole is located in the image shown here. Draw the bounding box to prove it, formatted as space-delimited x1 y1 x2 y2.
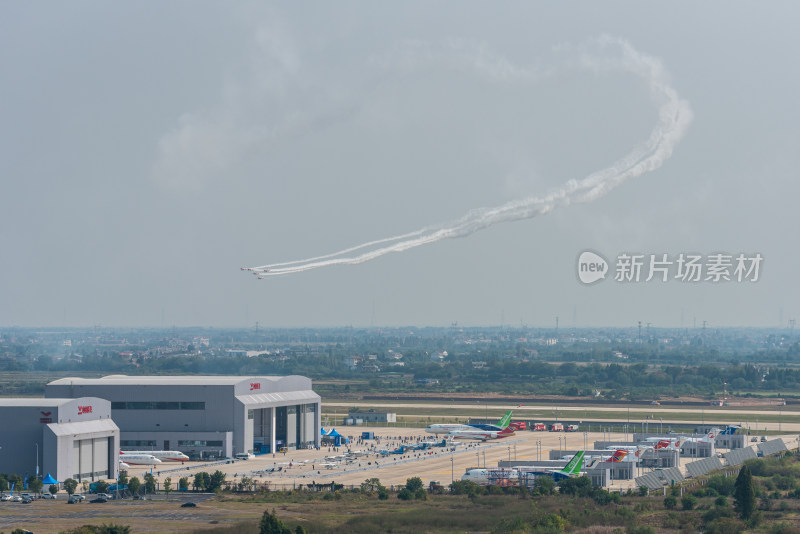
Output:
451 454 454 484
35 442 39 479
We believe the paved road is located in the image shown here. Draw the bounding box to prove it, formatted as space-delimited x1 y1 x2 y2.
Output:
324 401 797 418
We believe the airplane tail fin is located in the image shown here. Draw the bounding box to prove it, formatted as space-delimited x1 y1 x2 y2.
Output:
558 451 585 475
610 449 628 462
497 410 513 429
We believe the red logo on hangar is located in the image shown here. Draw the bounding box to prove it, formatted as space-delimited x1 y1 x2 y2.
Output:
78 405 93 415
39 410 53 424
249 383 261 391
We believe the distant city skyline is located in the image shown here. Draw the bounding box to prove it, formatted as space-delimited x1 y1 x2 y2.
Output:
2 3 798 328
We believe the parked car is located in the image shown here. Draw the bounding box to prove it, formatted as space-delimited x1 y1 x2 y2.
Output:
21 496 34 504
96 493 113 500
180 502 197 508
89 497 107 504
41 493 56 499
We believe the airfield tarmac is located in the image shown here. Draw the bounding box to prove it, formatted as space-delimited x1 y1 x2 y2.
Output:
128 426 800 492
127 426 619 490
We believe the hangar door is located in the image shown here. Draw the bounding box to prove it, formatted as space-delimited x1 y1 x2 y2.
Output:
71 438 110 480
93 437 109 478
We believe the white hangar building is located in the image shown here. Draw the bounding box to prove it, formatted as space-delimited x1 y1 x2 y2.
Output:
0 397 119 483
45 375 321 458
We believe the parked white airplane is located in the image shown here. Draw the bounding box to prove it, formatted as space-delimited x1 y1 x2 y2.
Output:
461 468 518 485
121 450 189 462
119 460 131 469
680 429 720 444
426 411 513 435
447 426 515 441
118 453 161 465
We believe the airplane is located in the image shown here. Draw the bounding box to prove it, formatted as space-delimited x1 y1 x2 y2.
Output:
653 439 681 450
461 468 518 485
119 460 131 469
643 435 682 448
446 426 515 442
121 450 189 463
681 429 720 444
320 462 339 469
118 452 162 465
517 451 587 481
426 410 513 435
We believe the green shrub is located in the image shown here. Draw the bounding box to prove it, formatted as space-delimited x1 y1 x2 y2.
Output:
681 494 697 510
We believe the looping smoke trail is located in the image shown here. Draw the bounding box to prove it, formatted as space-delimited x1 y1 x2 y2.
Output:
246 37 693 277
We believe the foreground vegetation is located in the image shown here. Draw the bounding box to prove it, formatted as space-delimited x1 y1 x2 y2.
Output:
8 452 800 533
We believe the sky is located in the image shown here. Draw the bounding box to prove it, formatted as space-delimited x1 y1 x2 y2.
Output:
1 2 798 329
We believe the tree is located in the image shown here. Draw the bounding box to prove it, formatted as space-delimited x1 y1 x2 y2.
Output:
360 477 383 494
533 476 556 495
179 477 189 492
94 481 109 494
63 478 78 495
405 477 423 492
259 509 291 534
208 470 226 492
734 465 756 520
397 488 413 500
49 484 58 495
128 477 141 496
240 476 255 492
663 495 677 509
143 473 156 494
28 477 43 494
194 472 210 491
682 494 697 510
163 477 172 500
118 472 129 486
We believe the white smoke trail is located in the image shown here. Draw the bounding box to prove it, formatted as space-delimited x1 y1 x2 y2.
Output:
248 37 692 277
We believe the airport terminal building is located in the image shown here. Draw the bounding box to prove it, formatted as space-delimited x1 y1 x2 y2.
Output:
0 397 119 482
46 375 321 458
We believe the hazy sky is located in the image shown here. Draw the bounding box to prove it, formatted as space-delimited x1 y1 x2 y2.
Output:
2 2 798 328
